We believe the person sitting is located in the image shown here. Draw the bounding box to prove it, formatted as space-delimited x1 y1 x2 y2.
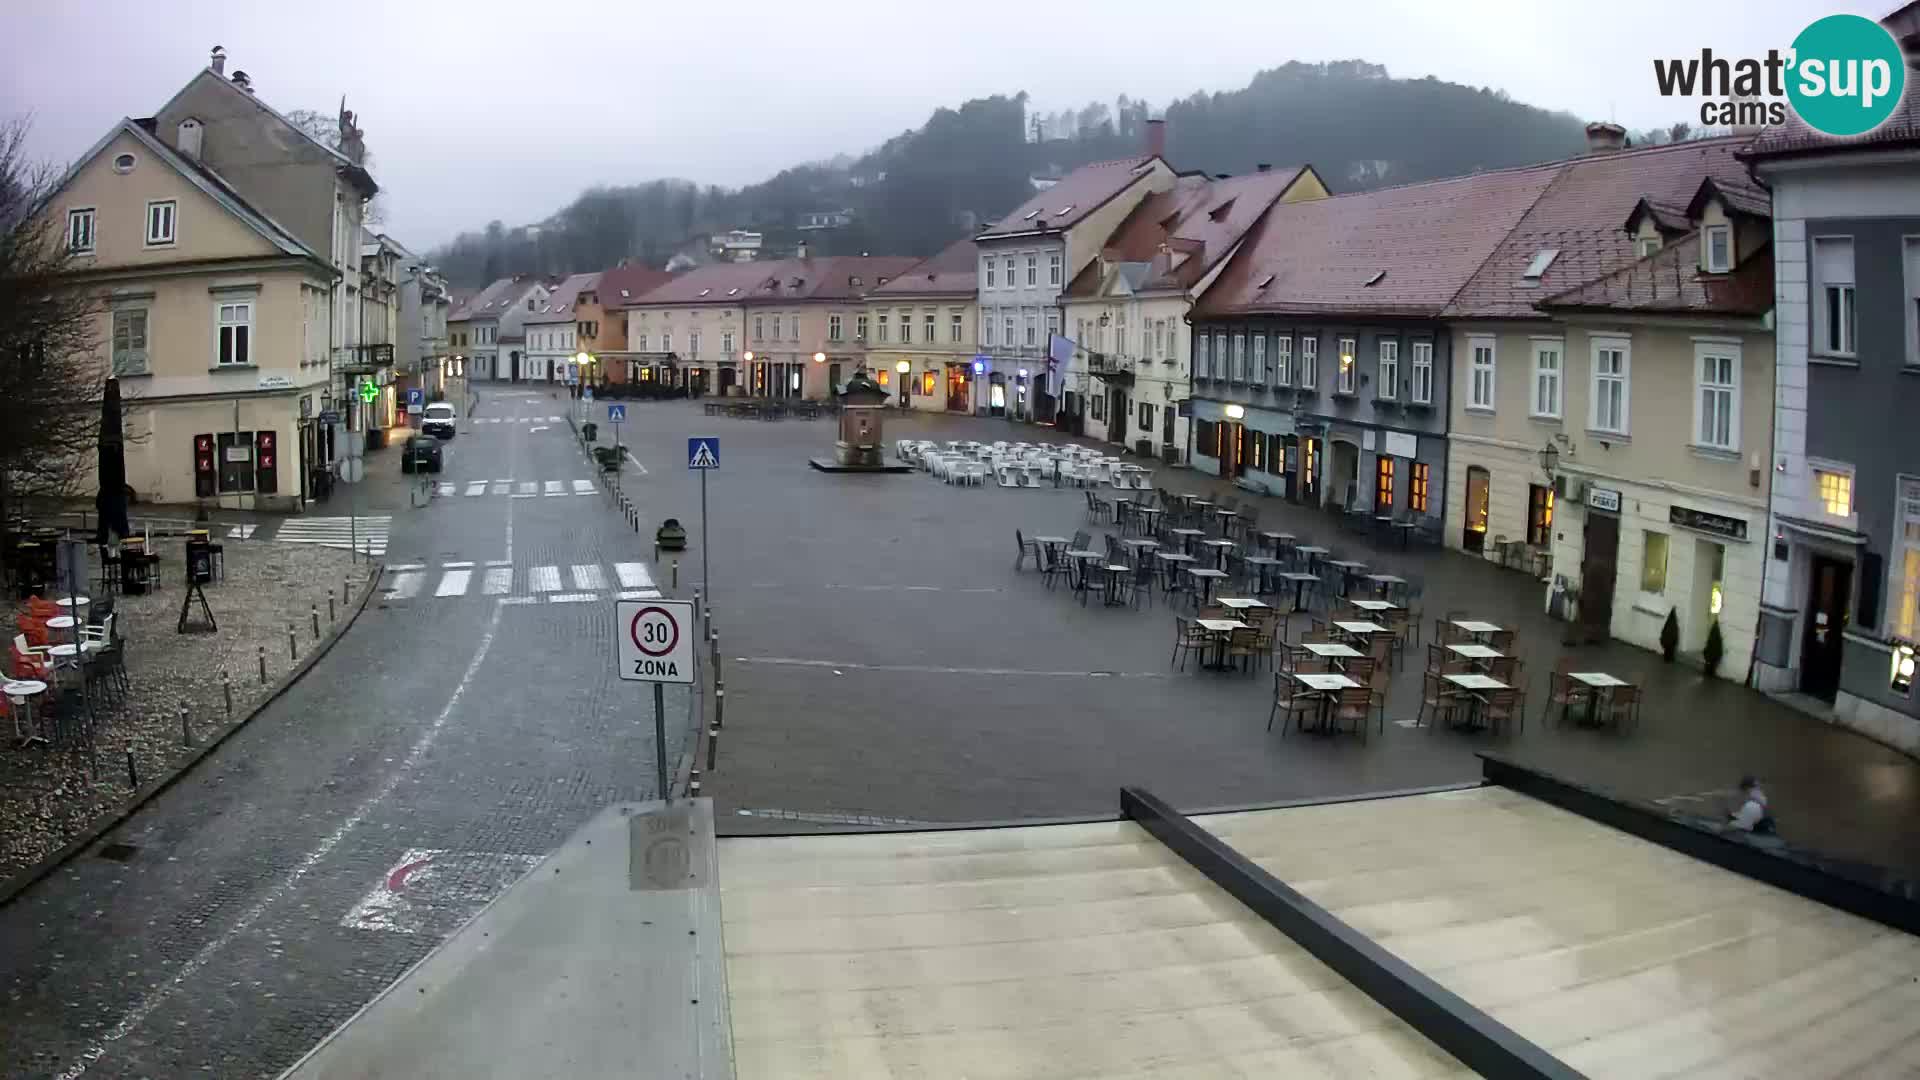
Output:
1728 776 1776 835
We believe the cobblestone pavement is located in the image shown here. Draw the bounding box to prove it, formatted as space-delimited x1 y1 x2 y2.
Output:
614 402 1920 880
0 386 693 1080
0 538 361 882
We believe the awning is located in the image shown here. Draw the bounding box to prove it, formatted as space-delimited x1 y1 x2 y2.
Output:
1776 513 1869 547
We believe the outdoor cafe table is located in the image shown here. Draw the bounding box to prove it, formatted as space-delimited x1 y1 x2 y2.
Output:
1333 620 1388 643
45 615 78 631
54 596 89 610
1168 528 1205 555
1098 563 1134 607
1303 641 1363 671
1194 618 1250 671
1390 520 1420 548
1365 573 1406 598
1295 545 1329 571
1326 559 1368 596
1185 567 1229 605
1121 538 1160 557
1451 619 1504 640
1033 536 1070 570
1216 597 1269 615
46 641 105 660
1201 539 1237 569
1278 571 1319 612
1212 507 1239 531
1155 552 1196 597
5 678 47 746
1448 643 1505 673
1258 531 1295 556
1569 671 1631 726
1244 555 1282 594
1065 550 1104 595
1442 672 1510 731
1292 671 1360 733
1350 599 1399 613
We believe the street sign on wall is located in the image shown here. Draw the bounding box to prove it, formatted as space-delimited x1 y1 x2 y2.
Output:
617 600 694 684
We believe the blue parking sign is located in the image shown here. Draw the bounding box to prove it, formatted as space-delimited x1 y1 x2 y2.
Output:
607 404 627 422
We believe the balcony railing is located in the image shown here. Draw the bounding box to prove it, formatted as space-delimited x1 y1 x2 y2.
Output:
336 343 394 375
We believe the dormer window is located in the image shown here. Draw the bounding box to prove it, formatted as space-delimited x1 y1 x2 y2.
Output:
1636 236 1662 258
1705 225 1732 273
1521 249 1560 281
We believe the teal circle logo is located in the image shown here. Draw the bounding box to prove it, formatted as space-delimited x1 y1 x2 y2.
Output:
1787 14 1907 136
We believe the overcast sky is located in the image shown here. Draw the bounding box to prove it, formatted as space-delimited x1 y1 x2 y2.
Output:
3 0 1867 250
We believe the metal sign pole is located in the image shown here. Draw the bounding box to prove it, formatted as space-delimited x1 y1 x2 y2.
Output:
653 682 669 804
699 469 710 623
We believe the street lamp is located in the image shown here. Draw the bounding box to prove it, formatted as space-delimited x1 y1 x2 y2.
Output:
813 352 826 363
1537 440 1559 476
1224 403 1246 420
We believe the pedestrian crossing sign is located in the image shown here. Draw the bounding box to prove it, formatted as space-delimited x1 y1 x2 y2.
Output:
687 437 719 470
607 403 626 423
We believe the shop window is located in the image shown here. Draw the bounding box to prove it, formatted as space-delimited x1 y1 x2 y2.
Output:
1196 420 1217 457
1090 394 1105 421
1642 531 1670 594
921 371 936 396
1527 484 1554 546
1375 456 1394 512
1250 432 1266 472
1410 462 1430 513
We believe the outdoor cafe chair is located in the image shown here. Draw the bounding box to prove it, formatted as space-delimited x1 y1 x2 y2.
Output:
1270 673 1320 736
1417 671 1461 730
1123 561 1156 610
1225 627 1263 676
1488 629 1517 653
1481 689 1522 736
1170 616 1209 672
1013 530 1042 571
1332 686 1377 743
1603 684 1642 732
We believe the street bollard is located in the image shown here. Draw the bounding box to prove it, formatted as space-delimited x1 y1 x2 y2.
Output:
672 560 680 589
222 670 233 717
125 746 139 790
688 777 702 798
693 589 702 626
311 604 321 639
288 624 297 663
258 645 267 684
705 722 720 772
329 594 336 622
714 682 724 730
710 631 722 685
180 705 193 747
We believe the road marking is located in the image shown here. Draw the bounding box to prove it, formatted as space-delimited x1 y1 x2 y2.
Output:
436 482 456 497
529 426 549 433
442 560 474 568
491 482 510 495
434 569 471 597
495 478 513 483
341 849 541 935
517 482 537 495
55 604 505 1080
225 524 257 539
736 656 1169 679
464 481 487 497
543 481 565 497
272 515 390 557
548 415 563 421
547 592 597 603
529 566 561 592
387 563 425 572
571 479 595 495
485 559 512 567
482 567 512 595
625 450 648 475
618 589 662 600
614 562 653 588
570 564 606 589
511 494 537 499
382 571 423 600
499 596 536 606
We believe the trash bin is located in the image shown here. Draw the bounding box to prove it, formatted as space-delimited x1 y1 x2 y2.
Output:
655 519 687 553
185 533 213 585
582 422 598 443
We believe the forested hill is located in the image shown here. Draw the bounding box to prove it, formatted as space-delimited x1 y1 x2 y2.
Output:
430 61 1590 287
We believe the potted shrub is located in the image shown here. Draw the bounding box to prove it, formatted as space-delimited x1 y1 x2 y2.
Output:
1702 618 1725 678
1660 608 1680 662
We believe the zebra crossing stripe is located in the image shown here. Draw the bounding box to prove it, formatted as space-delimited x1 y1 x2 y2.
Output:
384 571 423 600
614 563 653 589
436 483 456 496
570 564 606 590
435 570 471 597
571 479 595 495
491 482 510 495
618 589 662 600
544 481 564 497
548 416 562 422
273 516 390 556
482 567 512 595
465 481 488 497
517 482 537 495
547 593 596 604
529 566 561 592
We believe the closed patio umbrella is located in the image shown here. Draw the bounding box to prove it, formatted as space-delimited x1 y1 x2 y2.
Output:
95 377 129 545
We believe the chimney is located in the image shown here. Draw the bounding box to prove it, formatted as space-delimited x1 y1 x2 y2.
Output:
1145 117 1166 159
796 239 808 261
1584 121 1627 154
1256 163 1271 173
210 45 227 76
231 70 253 93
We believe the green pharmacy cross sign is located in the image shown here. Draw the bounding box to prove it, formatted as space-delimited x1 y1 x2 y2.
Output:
357 381 378 404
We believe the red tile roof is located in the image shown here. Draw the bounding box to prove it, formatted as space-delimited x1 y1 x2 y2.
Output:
1064 166 1316 298
1195 164 1563 319
525 272 601 324
869 236 978 297
616 260 787 307
1538 232 1773 317
742 255 921 303
597 263 676 307
1442 136 1763 319
450 276 541 322
976 156 1165 239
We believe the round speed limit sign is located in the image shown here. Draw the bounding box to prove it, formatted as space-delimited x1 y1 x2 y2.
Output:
616 599 694 683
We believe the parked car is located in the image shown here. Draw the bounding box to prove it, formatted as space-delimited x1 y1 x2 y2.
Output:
422 401 457 439
400 435 443 473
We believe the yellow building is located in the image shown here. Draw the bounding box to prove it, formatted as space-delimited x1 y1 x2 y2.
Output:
40 118 334 510
864 238 979 413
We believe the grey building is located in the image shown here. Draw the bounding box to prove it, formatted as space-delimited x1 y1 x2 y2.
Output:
1747 21 1920 753
1187 166 1561 521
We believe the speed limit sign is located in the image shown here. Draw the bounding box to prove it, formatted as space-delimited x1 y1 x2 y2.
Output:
616 599 695 683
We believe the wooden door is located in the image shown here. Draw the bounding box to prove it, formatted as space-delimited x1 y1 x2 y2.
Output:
1800 555 1852 701
1579 511 1619 644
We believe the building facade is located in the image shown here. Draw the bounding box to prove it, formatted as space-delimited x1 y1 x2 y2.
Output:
524 273 598 383
973 128 1175 422
44 119 334 510
863 238 979 412
454 276 550 382
1059 165 1327 458
618 262 769 396
1189 166 1563 517
743 256 918 399
1746 48 1920 749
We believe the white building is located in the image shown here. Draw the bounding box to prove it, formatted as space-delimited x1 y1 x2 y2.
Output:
524 272 599 383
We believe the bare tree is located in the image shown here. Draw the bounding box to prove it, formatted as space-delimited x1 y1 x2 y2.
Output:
0 116 111 525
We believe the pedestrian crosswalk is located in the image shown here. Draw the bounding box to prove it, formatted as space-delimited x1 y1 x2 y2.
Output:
272 515 391 556
381 560 661 604
469 416 565 424
432 478 600 499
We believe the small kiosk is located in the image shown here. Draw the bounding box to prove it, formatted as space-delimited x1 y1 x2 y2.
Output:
809 367 912 473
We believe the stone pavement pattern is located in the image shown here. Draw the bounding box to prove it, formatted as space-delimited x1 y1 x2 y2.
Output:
0 387 693 1080
0 539 360 881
